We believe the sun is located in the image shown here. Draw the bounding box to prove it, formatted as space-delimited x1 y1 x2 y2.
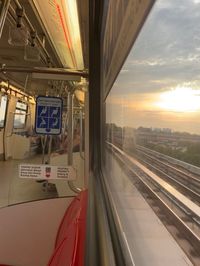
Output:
156 86 200 112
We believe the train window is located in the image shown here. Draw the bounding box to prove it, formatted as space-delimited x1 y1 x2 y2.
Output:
103 0 200 262
14 101 28 129
0 95 8 127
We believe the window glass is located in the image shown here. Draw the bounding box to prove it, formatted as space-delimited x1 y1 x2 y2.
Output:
103 0 200 262
14 101 28 129
106 0 200 166
16 101 27 111
0 95 8 127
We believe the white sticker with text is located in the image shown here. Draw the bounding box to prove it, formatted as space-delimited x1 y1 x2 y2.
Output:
19 164 76 180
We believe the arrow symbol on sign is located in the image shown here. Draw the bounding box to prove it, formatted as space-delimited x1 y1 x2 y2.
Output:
39 117 46 127
40 106 47 116
52 118 58 128
51 107 59 117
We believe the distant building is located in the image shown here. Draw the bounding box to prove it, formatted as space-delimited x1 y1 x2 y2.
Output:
162 128 172 133
153 128 162 133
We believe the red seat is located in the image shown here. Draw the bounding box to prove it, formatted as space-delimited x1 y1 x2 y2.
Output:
74 190 88 266
0 190 88 266
48 221 79 266
48 190 88 266
79 190 88 220
55 195 81 248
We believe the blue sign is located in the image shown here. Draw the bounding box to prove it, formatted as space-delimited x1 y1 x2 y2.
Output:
35 96 62 135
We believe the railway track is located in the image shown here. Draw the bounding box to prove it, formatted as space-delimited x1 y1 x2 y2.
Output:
136 145 200 179
135 147 200 204
107 142 200 265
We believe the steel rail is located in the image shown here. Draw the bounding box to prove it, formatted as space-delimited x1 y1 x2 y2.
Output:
107 142 200 221
137 148 200 182
107 143 200 256
136 148 200 194
138 155 200 203
137 144 200 177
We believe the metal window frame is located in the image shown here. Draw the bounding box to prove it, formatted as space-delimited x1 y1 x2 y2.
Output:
87 0 156 265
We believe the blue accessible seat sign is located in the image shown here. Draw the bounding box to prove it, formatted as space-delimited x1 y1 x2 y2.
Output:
35 96 62 135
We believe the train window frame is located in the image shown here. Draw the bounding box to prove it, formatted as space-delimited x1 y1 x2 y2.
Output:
13 101 28 129
0 94 8 128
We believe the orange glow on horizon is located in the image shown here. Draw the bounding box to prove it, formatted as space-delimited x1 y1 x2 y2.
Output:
155 86 200 112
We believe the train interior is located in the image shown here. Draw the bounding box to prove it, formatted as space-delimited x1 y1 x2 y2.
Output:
0 1 88 265
0 0 200 266
0 0 88 204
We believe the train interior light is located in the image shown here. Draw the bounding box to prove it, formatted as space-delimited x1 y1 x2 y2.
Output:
32 0 84 69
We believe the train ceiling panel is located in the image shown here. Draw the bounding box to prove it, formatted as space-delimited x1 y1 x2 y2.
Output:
0 0 88 98
32 0 85 70
0 1 57 90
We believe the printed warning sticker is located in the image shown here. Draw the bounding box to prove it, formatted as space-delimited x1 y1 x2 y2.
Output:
19 164 76 180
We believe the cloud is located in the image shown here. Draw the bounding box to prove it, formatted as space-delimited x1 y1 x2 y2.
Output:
107 0 200 134
129 58 167 66
113 0 200 95
120 69 129 73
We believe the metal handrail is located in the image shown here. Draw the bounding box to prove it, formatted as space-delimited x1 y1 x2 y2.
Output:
0 66 88 78
0 0 11 38
68 181 81 193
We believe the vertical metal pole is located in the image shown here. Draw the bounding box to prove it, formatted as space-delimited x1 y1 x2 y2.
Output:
79 109 84 160
24 74 29 93
0 0 10 38
84 90 89 188
47 135 52 164
67 91 74 165
41 135 47 164
67 91 81 193
59 81 65 96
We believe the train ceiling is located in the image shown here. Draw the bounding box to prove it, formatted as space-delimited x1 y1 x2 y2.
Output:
0 0 88 100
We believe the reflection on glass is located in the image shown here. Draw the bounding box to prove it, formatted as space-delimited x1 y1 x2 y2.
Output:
14 101 27 129
0 95 7 127
106 0 200 167
103 1 200 262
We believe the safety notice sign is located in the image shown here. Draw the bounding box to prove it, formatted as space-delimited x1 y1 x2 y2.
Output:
19 164 76 180
35 96 62 135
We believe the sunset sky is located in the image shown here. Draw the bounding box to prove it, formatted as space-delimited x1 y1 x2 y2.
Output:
106 0 200 134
